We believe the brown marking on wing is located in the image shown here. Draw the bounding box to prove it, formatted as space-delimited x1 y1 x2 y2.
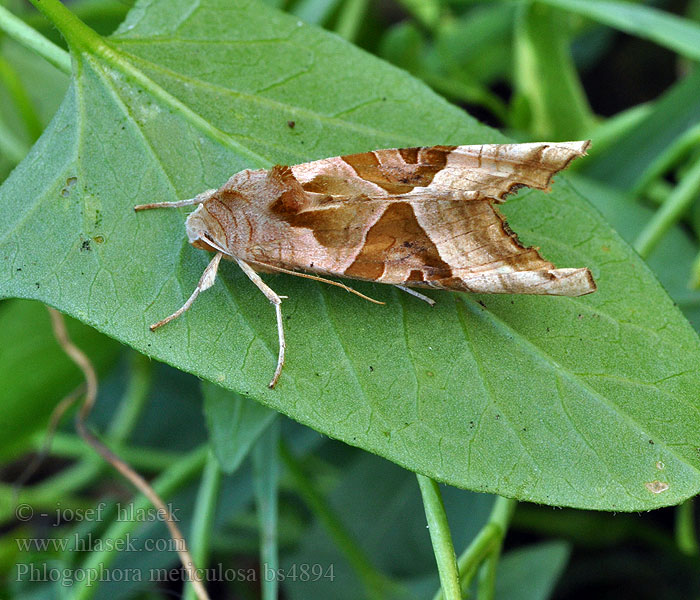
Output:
342 151 410 194
341 146 457 194
345 202 451 281
273 200 374 249
399 147 420 164
268 165 306 214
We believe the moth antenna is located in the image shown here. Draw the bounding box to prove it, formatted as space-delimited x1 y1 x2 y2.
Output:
234 258 286 388
134 189 218 211
150 252 223 330
249 261 385 306
395 285 436 307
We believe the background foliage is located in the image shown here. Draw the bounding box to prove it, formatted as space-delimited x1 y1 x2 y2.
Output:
1 0 700 598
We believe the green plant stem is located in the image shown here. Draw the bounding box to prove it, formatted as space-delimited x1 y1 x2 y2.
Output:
675 498 699 556
584 103 652 162
0 54 43 140
634 152 700 258
107 351 153 442
434 496 516 600
335 0 369 41
0 475 95 522
418 475 461 600
26 0 104 53
40 432 185 471
0 111 28 163
279 442 392 600
72 444 209 600
27 0 270 167
183 451 223 600
253 419 280 600
0 4 70 74
633 122 700 196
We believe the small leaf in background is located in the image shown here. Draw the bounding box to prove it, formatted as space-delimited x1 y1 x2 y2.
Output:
203 381 277 474
495 542 571 600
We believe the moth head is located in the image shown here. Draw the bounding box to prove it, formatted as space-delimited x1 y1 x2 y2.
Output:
185 204 229 255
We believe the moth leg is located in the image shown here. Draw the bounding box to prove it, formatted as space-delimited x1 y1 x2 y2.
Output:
395 285 436 307
235 258 286 389
134 189 217 212
248 260 384 305
150 252 223 330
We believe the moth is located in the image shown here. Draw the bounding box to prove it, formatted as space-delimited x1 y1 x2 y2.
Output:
135 141 596 388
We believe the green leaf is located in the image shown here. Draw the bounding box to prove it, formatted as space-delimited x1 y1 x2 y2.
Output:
3 0 700 510
536 0 700 62
568 174 700 330
203 381 276 473
495 542 570 600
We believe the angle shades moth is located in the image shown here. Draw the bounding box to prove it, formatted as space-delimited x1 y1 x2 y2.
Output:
135 141 596 388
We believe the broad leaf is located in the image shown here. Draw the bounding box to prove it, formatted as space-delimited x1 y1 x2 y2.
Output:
2 0 700 510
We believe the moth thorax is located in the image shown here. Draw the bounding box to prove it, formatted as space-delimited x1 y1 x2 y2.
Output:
185 204 229 254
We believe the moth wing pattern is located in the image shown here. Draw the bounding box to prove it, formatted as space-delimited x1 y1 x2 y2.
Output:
270 141 595 296
291 141 590 200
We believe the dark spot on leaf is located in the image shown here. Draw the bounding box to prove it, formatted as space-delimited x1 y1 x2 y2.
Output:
649 440 654 445
477 300 486 308
81 240 91 252
287 120 295 128
35 282 40 288
369 365 374 372
16 267 21 271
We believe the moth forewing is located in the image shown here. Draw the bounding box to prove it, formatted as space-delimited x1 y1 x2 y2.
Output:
135 141 595 388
